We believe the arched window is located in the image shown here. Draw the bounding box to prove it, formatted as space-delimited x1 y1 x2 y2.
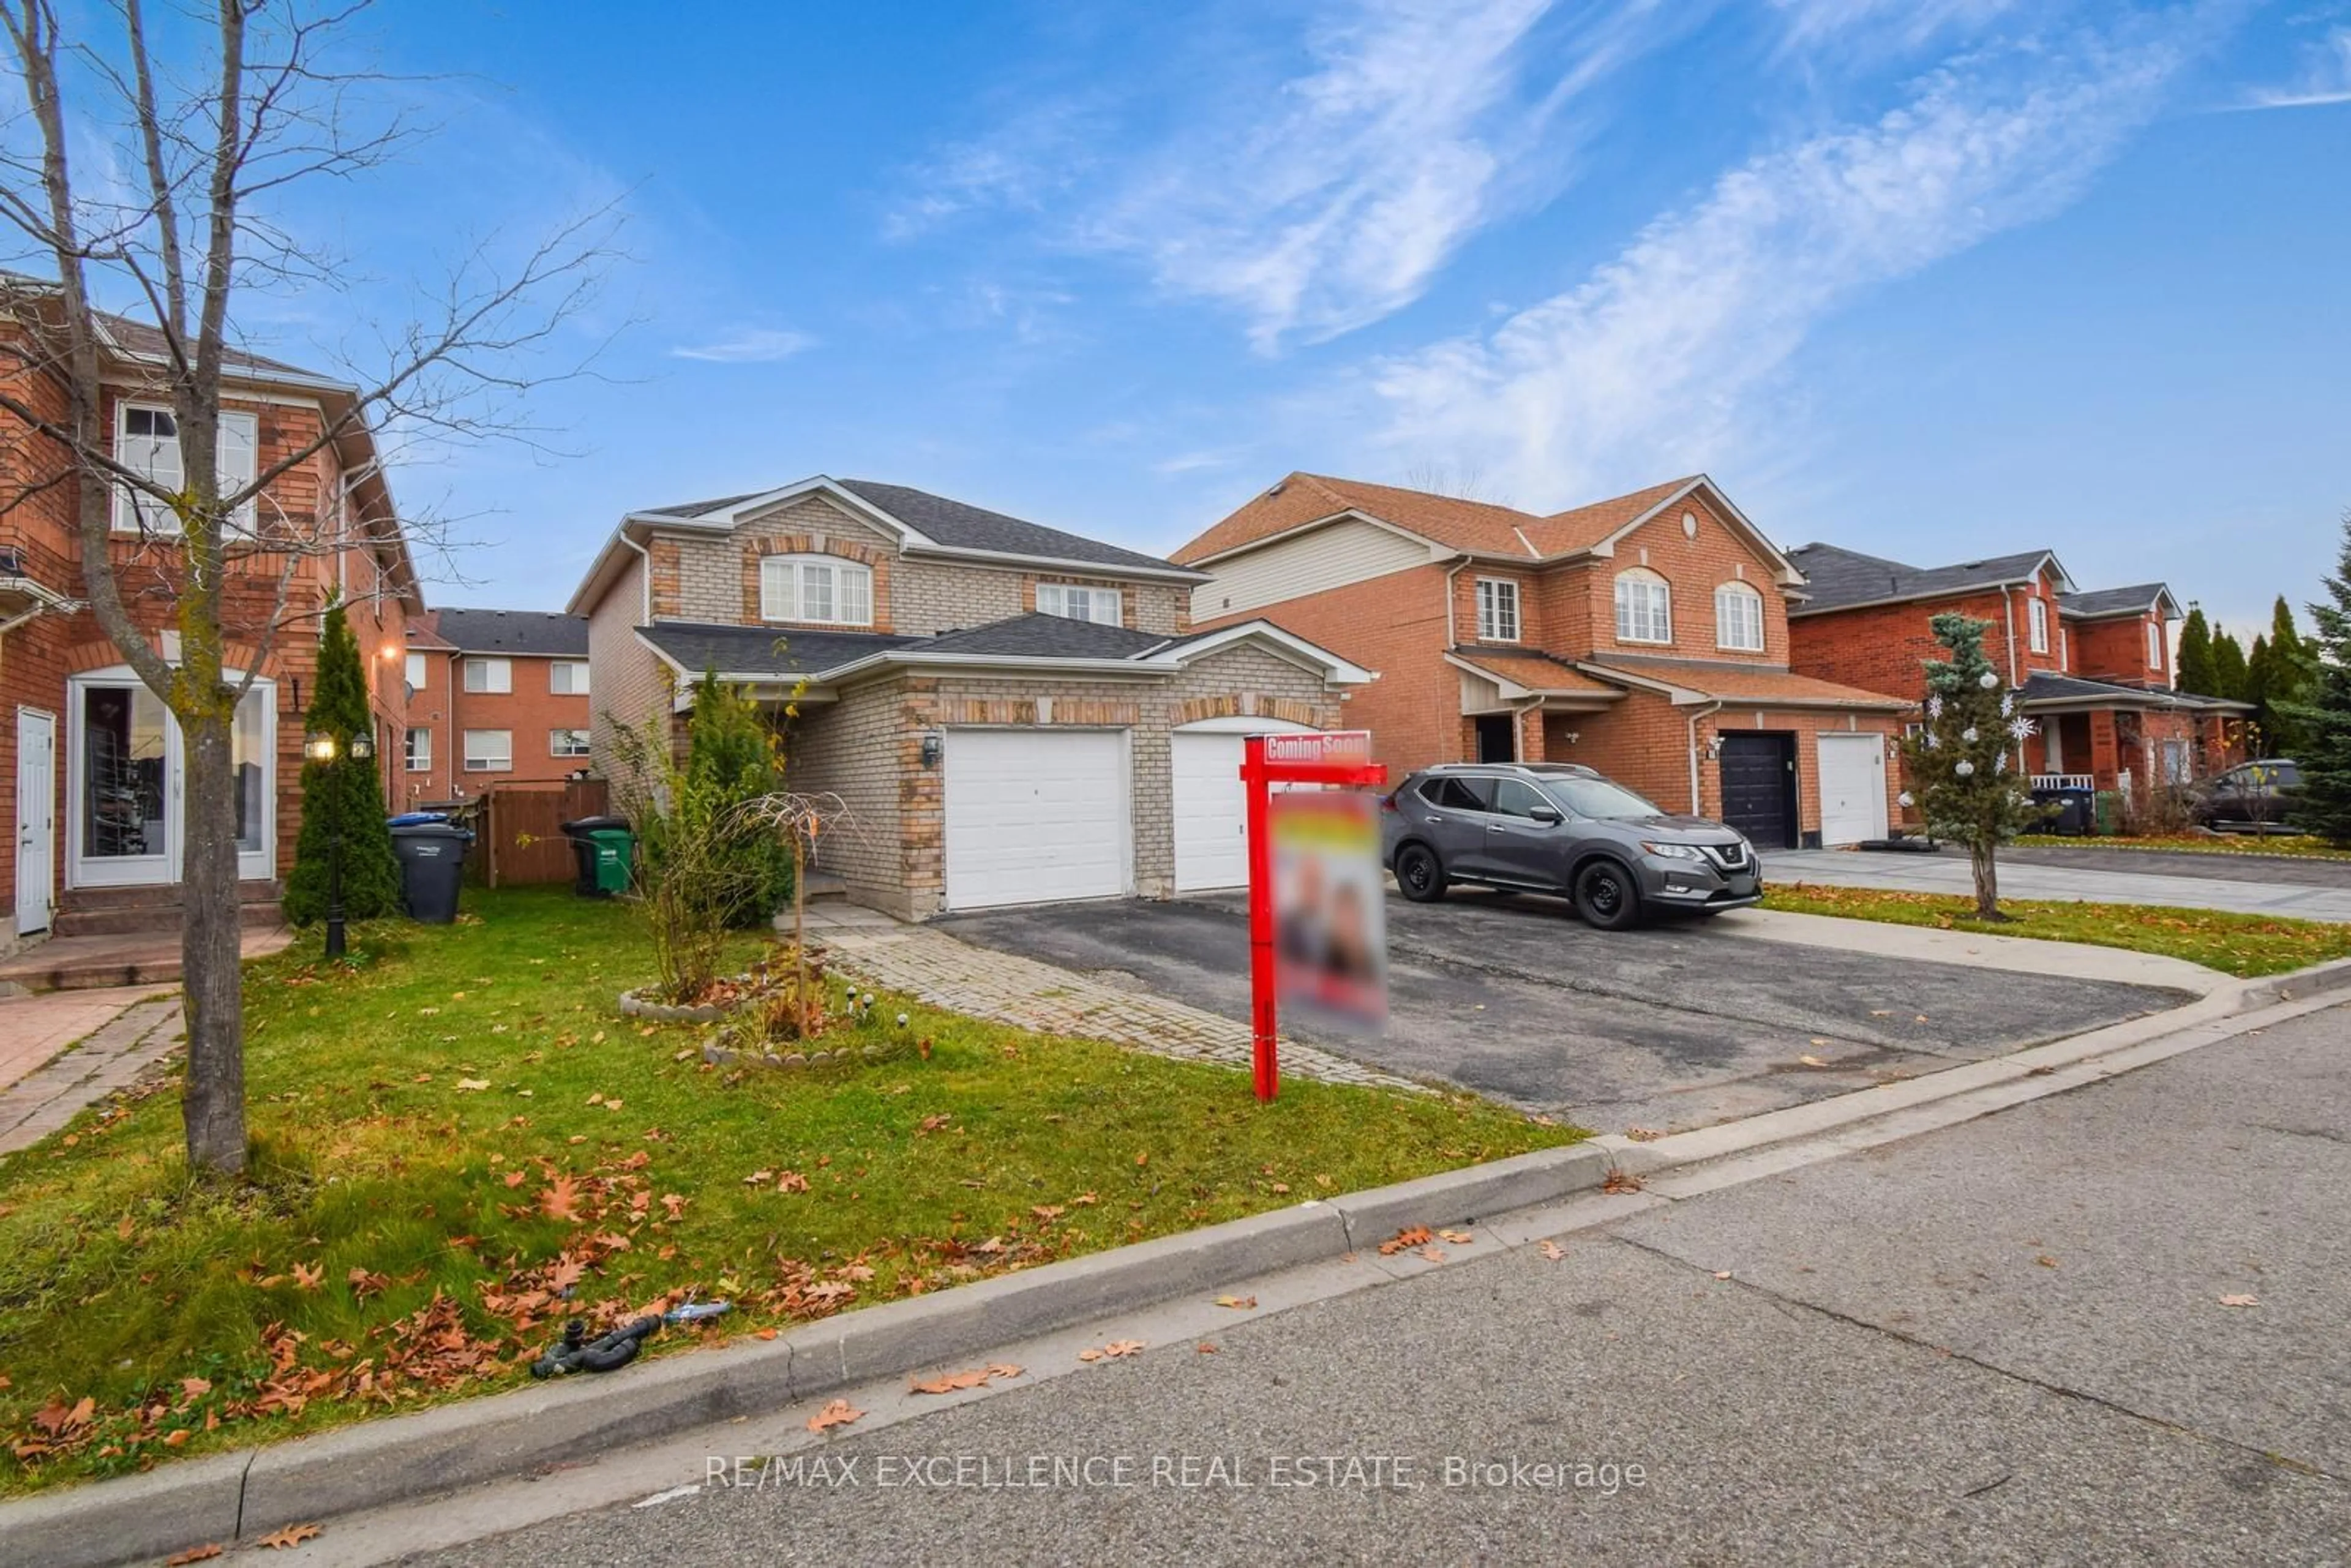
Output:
760 553 874 626
1713 580 1764 653
1614 569 1672 645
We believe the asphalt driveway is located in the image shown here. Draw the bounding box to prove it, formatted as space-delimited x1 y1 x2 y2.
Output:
1766 844 2351 921
937 890 2192 1133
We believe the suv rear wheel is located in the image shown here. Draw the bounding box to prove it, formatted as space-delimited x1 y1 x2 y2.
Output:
1573 858 1641 931
1395 842 1447 903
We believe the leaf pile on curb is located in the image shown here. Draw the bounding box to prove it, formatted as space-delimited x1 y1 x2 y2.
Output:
807 1398 863 1433
1076 1340 1144 1362
1377 1226 1433 1256
910 1363 1022 1394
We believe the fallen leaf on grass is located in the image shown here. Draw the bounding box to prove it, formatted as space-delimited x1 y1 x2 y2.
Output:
754 1329 779 1341
807 1399 863 1433
540 1176 583 1223
1377 1226 1433 1256
290 1261 323 1291
2219 1294 2260 1308
454 1079 492 1092
775 1171 809 1194
1213 1294 1256 1310
743 1169 773 1185
1537 1240 1565 1262
503 1170 526 1188
163 1428 190 1447
164 1547 224 1566
116 1214 135 1241
347 1268 389 1301
1032 1204 1065 1221
917 1114 952 1135
254 1522 322 1550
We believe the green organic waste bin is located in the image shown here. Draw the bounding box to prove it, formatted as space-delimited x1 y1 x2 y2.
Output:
584 827 632 895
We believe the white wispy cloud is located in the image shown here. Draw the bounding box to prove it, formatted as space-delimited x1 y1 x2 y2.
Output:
890 0 1682 353
667 328 816 364
2237 24 2351 108
1361 13 2220 507
1769 0 2025 54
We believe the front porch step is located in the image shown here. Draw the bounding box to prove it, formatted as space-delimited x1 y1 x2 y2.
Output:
51 883 286 939
0 937 190 994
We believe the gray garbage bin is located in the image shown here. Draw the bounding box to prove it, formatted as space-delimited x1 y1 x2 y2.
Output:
391 822 473 923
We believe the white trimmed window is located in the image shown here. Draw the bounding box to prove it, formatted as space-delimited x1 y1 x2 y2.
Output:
2147 619 2164 670
550 660 591 695
1035 582 1123 626
404 727 432 773
463 657 512 694
2028 596 2049 654
1475 579 1520 642
1614 569 1672 645
760 553 874 626
550 728 591 758
113 403 258 535
1714 581 1765 653
463 729 512 772
405 652 427 691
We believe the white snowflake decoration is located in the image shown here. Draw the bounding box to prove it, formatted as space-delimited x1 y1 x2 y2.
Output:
1995 752 2008 773
1922 731 1939 749
1926 695 1944 720
2000 691 2014 717
2008 716 2038 741
1955 759 1976 778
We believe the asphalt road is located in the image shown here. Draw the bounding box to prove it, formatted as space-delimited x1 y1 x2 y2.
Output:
410 1000 2351 1567
936 890 2190 1131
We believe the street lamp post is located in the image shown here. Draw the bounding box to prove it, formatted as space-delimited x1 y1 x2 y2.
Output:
306 729 375 959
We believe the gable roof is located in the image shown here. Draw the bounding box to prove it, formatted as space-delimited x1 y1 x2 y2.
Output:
572 475 1202 617
1785 543 2071 617
2058 583 2179 621
1174 471 1796 582
2016 671 2251 713
426 608 588 658
1580 653 1914 711
1447 648 1623 701
632 612 1372 691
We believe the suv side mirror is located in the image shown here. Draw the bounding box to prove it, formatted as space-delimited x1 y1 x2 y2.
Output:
1528 805 1562 825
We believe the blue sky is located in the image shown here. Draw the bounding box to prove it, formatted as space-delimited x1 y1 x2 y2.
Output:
228 1 2351 642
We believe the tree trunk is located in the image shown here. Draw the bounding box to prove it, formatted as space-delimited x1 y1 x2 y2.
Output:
179 708 247 1174
1970 836 2001 921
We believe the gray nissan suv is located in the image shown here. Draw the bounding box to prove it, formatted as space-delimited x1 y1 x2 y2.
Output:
1381 762 1761 929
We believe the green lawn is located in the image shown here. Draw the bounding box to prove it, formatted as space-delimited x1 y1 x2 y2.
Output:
0 889 1569 1491
1764 883 2351 977
2011 833 2351 861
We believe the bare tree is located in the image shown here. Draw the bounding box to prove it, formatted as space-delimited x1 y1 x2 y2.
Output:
1399 460 1507 505
0 1 613 1175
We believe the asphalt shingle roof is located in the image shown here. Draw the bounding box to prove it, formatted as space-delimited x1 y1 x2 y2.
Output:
2058 583 2171 620
430 608 588 658
918 612 1168 659
2015 672 2248 711
638 622 919 679
1174 472 1706 565
833 479 1185 574
1786 543 2057 615
1581 654 1914 710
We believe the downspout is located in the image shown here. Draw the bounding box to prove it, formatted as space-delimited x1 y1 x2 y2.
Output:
623 528 654 624
1515 696 1543 762
2001 586 2027 776
1442 557 1468 648
1686 700 1724 816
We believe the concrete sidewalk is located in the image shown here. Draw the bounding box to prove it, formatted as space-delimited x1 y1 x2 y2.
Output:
1766 846 2351 922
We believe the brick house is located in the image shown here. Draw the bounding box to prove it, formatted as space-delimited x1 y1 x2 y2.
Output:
569 475 1370 919
398 608 591 805
1 302 415 947
1785 544 2250 799
1172 473 1913 849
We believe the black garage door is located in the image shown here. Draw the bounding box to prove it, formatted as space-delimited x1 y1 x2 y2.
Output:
1719 732 1798 849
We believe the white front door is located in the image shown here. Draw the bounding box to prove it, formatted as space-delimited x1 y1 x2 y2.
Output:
1817 732 1888 847
67 669 277 888
1170 718 1317 893
943 728 1129 910
14 708 57 934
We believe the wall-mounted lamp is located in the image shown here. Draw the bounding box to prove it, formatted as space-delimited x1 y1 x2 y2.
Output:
920 732 943 768
1559 730 1580 747
1705 735 1727 761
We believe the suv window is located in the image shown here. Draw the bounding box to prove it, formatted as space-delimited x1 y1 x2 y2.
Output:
1420 776 1491 812
1544 776 1664 820
1491 779 1556 819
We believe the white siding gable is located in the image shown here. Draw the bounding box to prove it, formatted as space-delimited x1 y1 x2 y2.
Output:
1194 517 1437 618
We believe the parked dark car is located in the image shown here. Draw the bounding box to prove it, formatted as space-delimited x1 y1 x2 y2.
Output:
1380 762 1761 930
2194 759 2301 833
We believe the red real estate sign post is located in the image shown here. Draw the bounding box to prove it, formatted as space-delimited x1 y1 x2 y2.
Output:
1242 730 1388 1101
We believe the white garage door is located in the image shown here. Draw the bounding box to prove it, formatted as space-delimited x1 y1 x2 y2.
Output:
1817 733 1888 847
1171 720 1316 893
944 729 1129 910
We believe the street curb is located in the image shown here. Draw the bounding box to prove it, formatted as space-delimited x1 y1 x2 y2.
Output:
2235 953 2351 1010
0 1140 1619 1568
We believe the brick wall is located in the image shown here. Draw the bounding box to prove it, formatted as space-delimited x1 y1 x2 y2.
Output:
583 552 671 787
404 652 593 803
2072 611 2168 687
1791 567 2071 702
784 640 1343 920
1 367 399 925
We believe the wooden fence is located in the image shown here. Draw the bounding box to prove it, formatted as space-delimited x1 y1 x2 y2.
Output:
459 779 614 888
